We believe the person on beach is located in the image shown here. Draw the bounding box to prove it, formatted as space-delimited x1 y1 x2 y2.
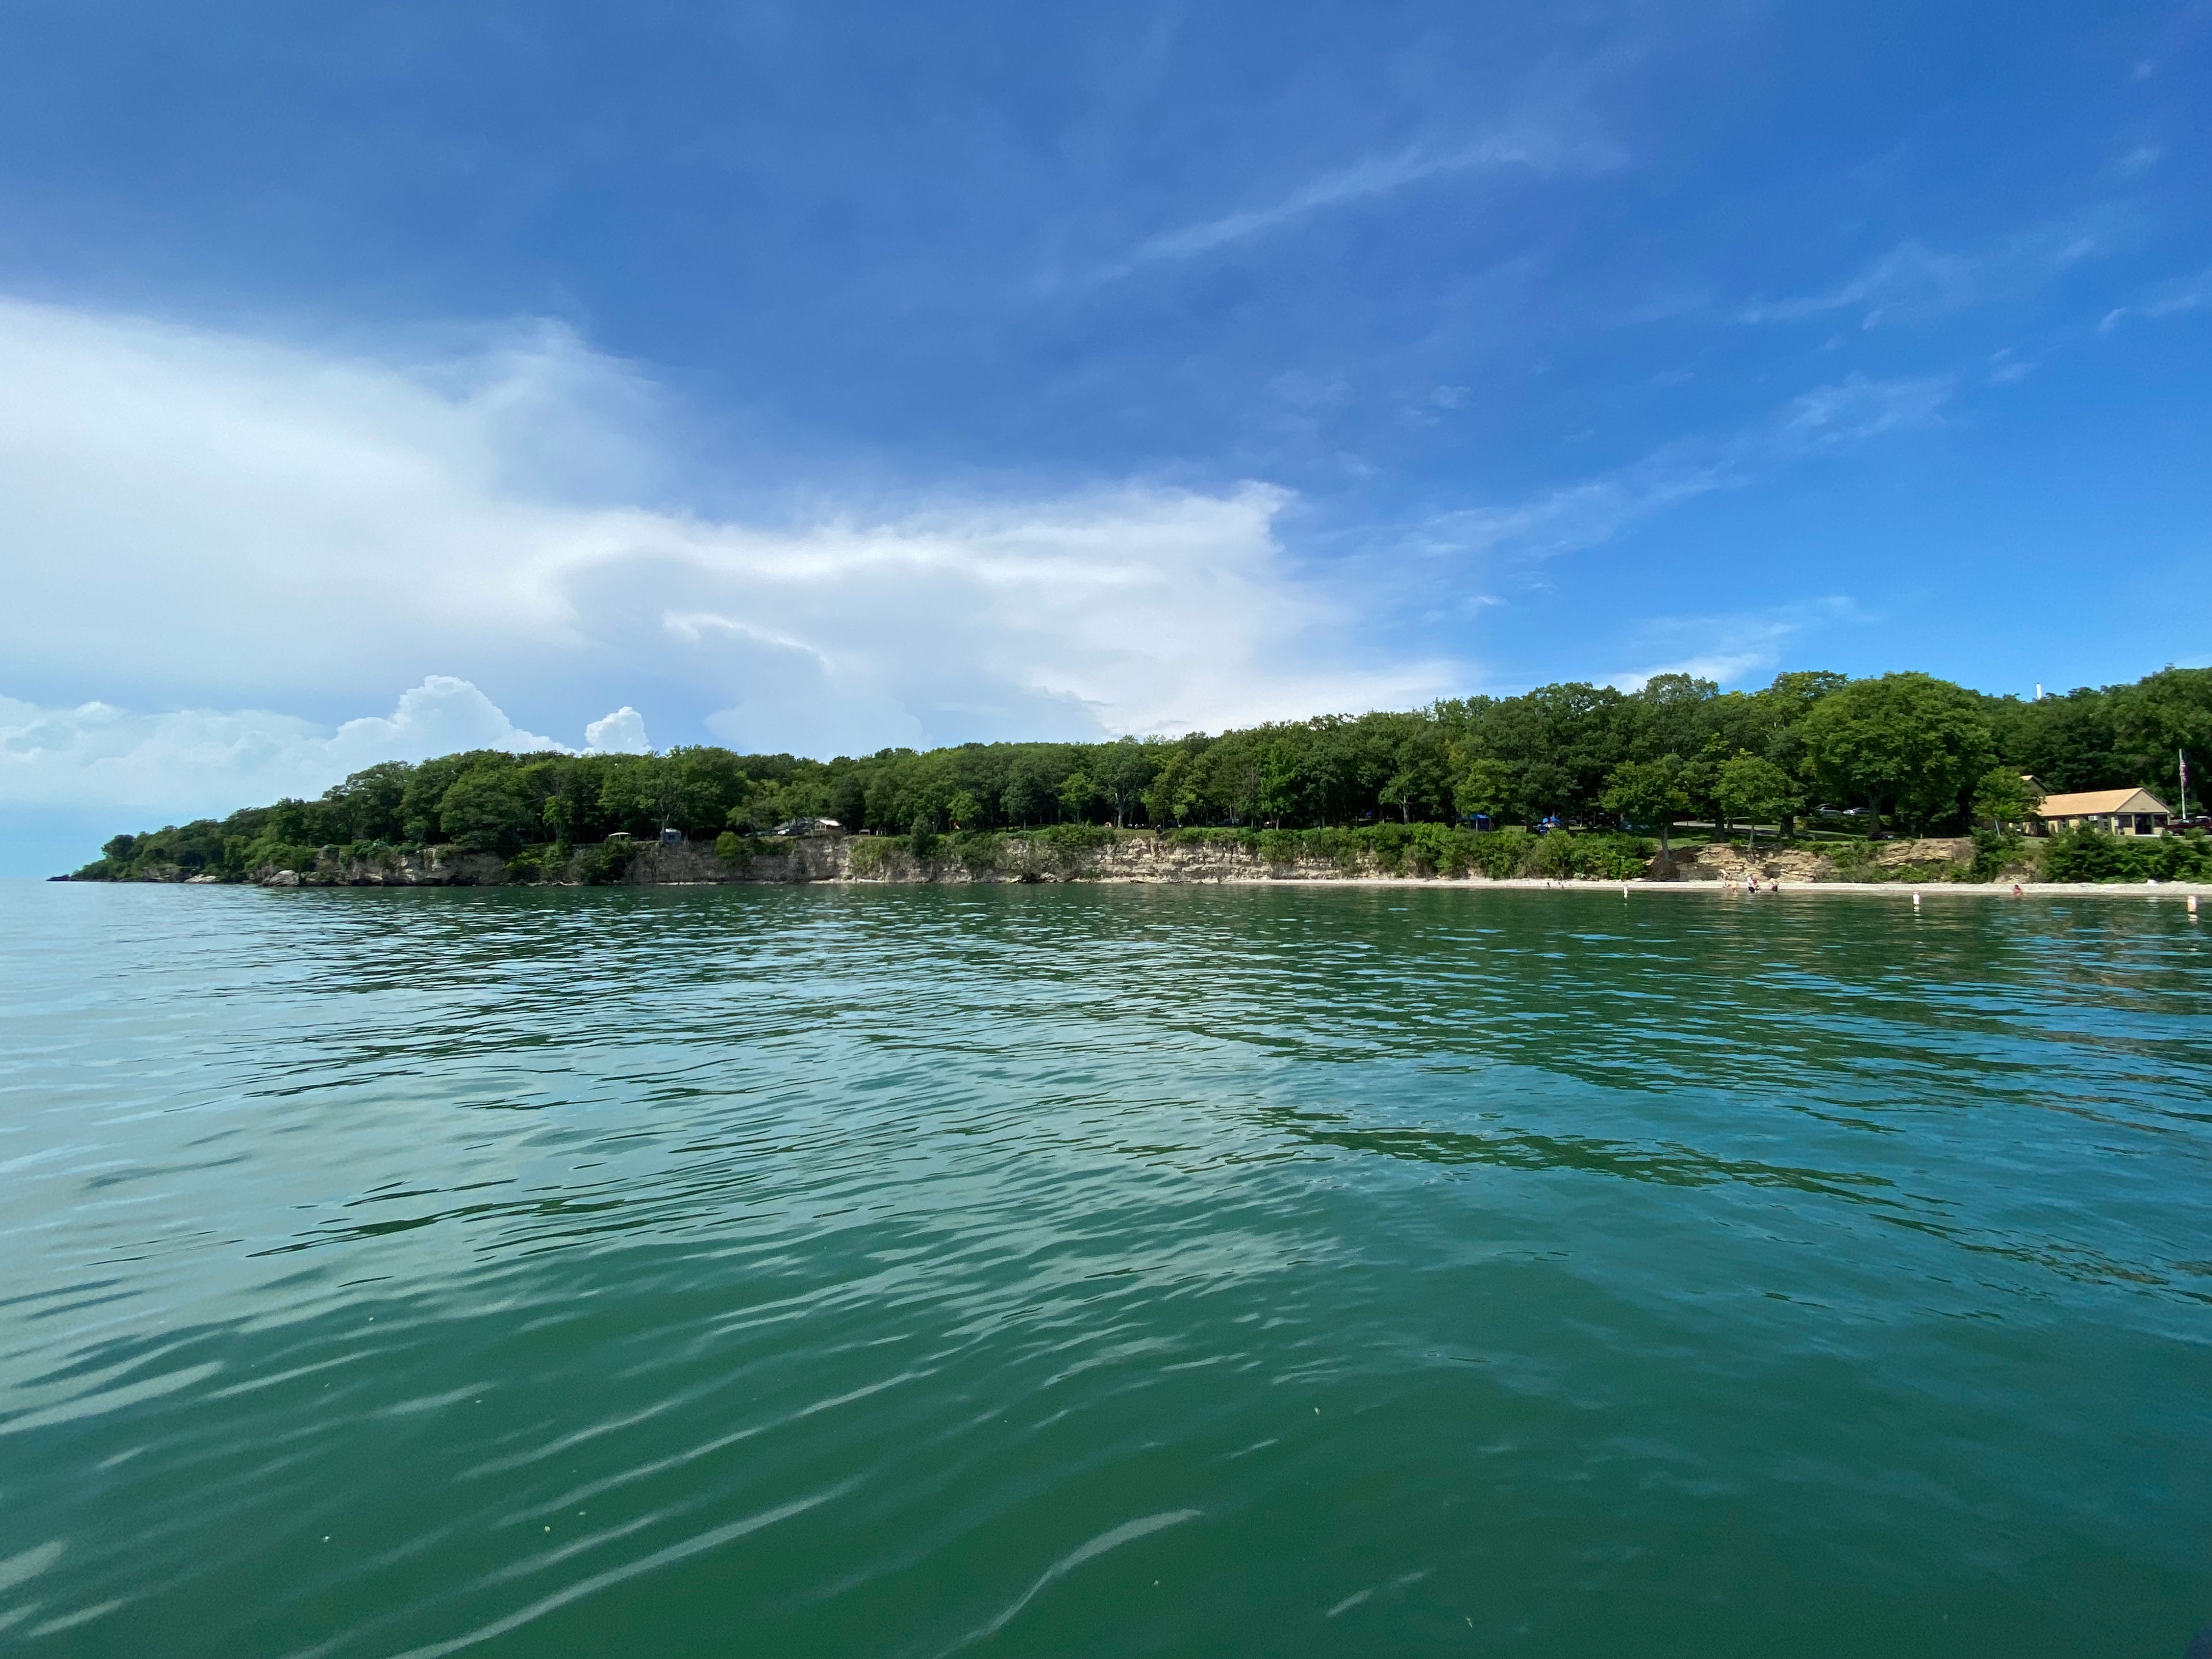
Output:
2011 884 2024 897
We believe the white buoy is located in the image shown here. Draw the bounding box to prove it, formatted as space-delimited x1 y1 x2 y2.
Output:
1912 891 1922 909
1623 882 1630 898
2191 895 2200 917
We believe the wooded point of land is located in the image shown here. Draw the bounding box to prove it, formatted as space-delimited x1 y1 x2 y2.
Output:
74 665 2212 884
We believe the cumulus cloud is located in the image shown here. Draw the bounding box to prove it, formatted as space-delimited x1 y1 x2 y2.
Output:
0 296 1455 820
0 677 646 816
582 707 651 755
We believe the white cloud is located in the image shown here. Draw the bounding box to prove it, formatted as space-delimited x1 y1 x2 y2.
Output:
1605 597 1870 692
1605 654 1773 693
1084 115 1621 285
1734 213 2124 328
1123 132 1598 268
328 676 565 763
582 707 651 755
1410 374 1949 563
2096 264 2212 333
0 297 1455 819
0 677 644 816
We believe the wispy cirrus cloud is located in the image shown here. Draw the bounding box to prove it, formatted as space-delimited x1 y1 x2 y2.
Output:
1408 373 1952 563
1605 597 1873 691
2097 263 2212 333
1734 213 2126 328
1090 121 1620 284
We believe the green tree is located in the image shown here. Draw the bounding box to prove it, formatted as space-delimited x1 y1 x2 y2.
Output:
600 752 733 836
1090 738 1161 827
1253 739 1303 827
1714 752 1802 839
1000 752 1063 826
1140 745 1202 828
2108 666 2212 808
946 789 983 829
1452 757 1523 824
440 766 540 853
1634 673 1720 762
1380 724 1451 822
1798 672 1995 833
321 760 413 842
829 770 868 830
1678 743 1726 830
1969 767 2043 831
1057 770 1101 823
541 783 578 850
1601 755 1692 854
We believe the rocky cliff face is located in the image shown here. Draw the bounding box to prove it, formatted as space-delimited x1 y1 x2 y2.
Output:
248 833 1996 888
619 835 1363 885
260 847 512 887
256 834 1393 888
1653 837 1979 884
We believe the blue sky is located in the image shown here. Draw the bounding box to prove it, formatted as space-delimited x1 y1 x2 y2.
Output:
2 1 2208 870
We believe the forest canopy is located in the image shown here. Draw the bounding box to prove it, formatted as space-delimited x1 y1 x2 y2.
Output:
74 664 2212 881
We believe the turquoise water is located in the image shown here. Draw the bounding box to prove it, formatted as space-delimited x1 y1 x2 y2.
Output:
2 881 2208 1656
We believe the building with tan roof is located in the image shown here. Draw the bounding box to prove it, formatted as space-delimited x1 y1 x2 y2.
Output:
2030 786 2173 837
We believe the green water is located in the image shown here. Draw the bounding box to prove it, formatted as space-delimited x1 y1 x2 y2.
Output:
2 882 2208 1657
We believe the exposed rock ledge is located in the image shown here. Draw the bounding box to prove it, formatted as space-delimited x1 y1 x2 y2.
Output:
245 833 1992 889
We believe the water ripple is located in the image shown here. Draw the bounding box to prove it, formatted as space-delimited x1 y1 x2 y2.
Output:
2 883 2208 1656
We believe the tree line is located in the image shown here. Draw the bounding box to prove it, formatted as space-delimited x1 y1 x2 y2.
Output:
77 664 2212 880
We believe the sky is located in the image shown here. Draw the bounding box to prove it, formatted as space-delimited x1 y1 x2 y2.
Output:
2 1 2208 872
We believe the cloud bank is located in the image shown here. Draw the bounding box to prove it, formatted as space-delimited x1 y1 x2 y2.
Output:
0 297 1456 825
1 677 647 817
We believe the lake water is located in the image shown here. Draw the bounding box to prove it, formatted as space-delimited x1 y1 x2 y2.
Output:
3 881 2208 1657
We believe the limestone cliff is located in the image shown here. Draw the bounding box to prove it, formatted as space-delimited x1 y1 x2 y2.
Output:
251 832 2000 889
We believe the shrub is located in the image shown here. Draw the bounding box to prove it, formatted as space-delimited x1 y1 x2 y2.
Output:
951 831 1005 872
1525 834 1578 879
1965 828 2028 882
2040 827 2212 883
1301 828 1364 872
581 840 635 885
1407 821 1474 876
245 840 321 874
505 843 569 884
1033 823 1113 851
846 837 892 877
713 830 771 866
1463 827 1532 880
1573 834 1656 880
1825 839 1883 882
1171 827 1259 851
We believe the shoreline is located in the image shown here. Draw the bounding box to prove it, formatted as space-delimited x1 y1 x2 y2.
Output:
63 830 2212 899
1255 876 2212 897
120 872 2212 898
